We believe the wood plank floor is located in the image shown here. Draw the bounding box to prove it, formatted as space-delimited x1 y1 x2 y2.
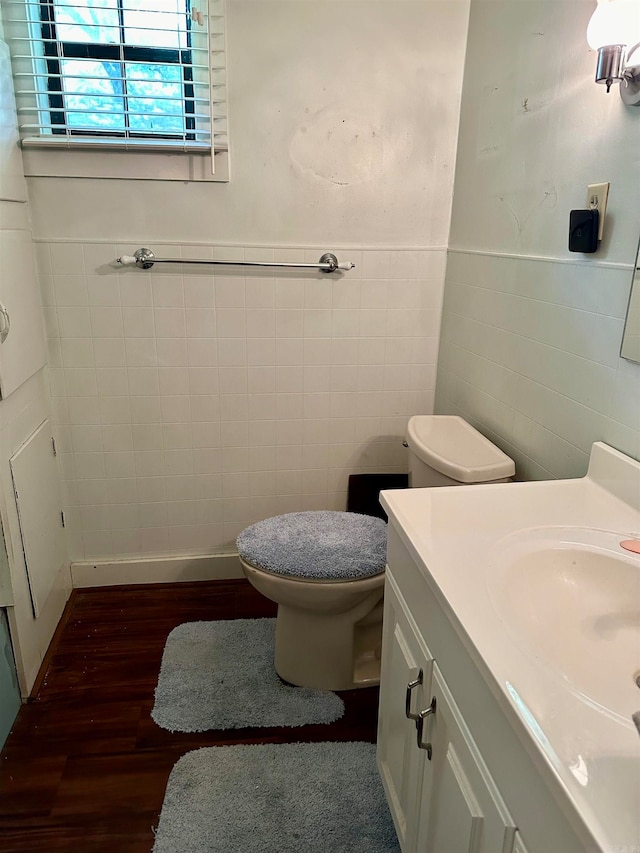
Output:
0 580 380 852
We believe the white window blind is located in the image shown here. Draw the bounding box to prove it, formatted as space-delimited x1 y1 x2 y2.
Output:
2 0 227 161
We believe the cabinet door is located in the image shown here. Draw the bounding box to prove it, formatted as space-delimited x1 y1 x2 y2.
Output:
377 573 433 852
10 420 66 617
416 664 516 853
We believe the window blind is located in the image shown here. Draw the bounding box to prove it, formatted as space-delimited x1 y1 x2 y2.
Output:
2 0 227 158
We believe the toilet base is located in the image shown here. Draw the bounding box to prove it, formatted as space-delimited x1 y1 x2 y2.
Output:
274 594 384 692
239 557 385 692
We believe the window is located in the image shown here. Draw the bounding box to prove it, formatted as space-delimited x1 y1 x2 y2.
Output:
39 0 198 141
4 0 228 181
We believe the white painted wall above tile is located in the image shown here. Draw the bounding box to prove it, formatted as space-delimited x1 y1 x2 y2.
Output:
449 0 639 263
25 0 470 247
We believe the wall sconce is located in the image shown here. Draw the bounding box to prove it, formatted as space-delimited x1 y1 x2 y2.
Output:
587 0 640 105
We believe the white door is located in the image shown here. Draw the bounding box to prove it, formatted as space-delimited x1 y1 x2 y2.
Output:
10 420 66 617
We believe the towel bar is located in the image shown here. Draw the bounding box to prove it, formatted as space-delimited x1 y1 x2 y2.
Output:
117 248 355 273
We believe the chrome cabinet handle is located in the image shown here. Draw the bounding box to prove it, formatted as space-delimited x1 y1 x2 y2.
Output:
405 669 423 721
416 696 437 759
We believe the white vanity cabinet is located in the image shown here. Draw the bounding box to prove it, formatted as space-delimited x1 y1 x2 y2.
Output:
378 573 517 853
377 523 593 853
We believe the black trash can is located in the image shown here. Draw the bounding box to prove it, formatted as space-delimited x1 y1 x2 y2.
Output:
347 473 409 521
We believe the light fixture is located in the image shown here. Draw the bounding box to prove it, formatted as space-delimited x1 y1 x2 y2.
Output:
586 0 640 105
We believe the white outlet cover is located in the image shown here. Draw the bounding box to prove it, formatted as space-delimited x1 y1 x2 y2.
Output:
586 182 610 241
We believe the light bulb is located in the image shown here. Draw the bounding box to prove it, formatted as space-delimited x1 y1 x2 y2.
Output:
587 0 640 50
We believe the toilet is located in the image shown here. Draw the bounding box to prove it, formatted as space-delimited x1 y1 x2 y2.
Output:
237 511 387 692
237 415 515 692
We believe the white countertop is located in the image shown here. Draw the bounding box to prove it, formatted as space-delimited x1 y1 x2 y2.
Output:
380 442 640 853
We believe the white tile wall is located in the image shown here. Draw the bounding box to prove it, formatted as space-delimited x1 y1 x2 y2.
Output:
435 250 640 481
39 241 446 561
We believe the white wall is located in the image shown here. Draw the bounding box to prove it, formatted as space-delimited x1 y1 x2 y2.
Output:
28 0 469 248
24 0 470 570
40 240 445 566
0 16 71 694
436 0 640 480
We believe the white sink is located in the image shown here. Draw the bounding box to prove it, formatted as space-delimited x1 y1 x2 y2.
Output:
488 527 640 721
380 442 640 853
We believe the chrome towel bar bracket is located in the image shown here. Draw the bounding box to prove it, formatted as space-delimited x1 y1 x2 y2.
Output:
117 248 355 273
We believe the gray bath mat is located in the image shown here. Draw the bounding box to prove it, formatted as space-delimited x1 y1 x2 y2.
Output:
152 741 400 853
151 618 344 731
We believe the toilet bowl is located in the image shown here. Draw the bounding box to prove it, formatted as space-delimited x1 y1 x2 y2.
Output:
240 558 385 691
237 416 515 692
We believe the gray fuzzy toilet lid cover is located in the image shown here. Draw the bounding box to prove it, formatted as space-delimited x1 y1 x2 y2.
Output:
236 511 387 581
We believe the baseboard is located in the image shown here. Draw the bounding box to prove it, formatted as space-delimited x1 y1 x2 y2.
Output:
71 552 244 588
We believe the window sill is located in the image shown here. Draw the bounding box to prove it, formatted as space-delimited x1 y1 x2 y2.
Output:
21 146 229 183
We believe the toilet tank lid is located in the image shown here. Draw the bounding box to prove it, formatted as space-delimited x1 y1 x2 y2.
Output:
406 415 515 483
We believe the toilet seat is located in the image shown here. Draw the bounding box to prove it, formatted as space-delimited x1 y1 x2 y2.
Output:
236 511 387 581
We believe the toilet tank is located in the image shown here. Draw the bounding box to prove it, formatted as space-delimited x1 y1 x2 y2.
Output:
406 416 515 488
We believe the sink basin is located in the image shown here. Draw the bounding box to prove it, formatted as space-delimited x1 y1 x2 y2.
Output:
488 527 640 721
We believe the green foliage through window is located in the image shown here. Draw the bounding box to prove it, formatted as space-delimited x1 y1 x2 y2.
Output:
39 0 196 139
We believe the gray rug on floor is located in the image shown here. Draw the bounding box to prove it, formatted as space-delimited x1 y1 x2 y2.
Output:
152 741 400 853
151 618 345 731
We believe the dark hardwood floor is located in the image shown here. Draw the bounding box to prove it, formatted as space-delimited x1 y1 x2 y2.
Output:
0 580 380 852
